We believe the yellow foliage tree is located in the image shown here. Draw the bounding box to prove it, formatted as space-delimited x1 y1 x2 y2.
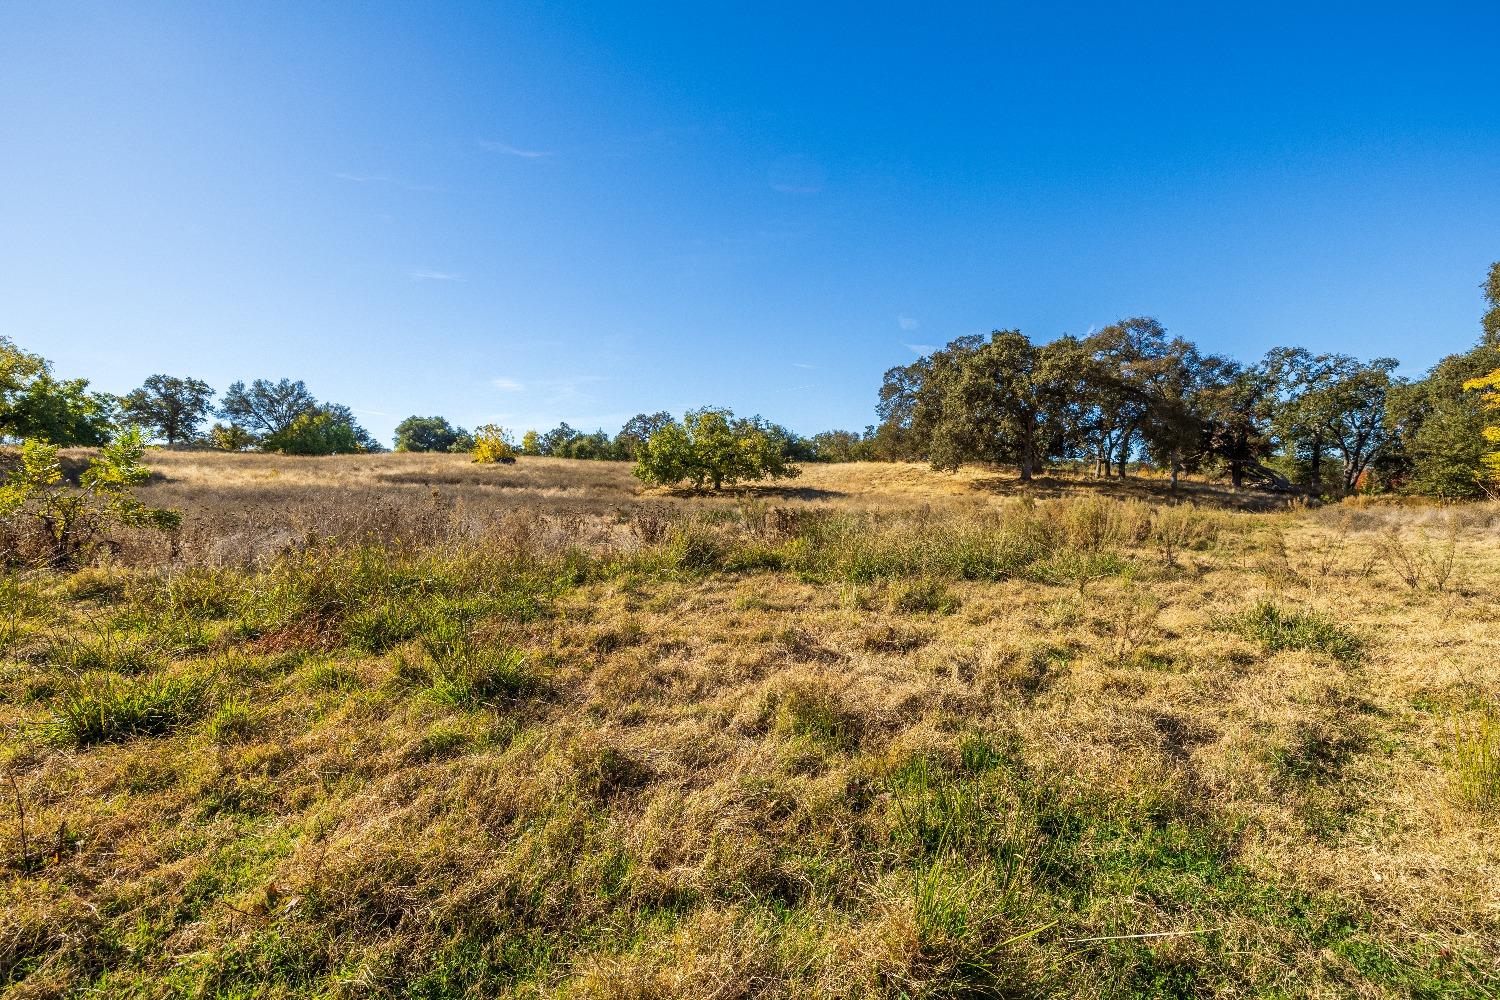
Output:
471 423 518 463
1465 368 1500 488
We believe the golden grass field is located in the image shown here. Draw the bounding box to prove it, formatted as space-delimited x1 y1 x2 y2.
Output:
4 451 1500 997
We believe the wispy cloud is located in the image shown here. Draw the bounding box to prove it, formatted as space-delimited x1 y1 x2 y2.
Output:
410 269 465 281
334 172 442 193
491 377 525 392
898 314 920 332
792 362 820 370
479 140 553 158
905 343 935 355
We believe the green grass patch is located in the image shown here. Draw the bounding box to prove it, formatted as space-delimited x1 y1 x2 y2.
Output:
47 673 204 746
1225 600 1364 663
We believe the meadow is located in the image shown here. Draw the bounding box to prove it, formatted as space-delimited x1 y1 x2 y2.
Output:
3 452 1499 998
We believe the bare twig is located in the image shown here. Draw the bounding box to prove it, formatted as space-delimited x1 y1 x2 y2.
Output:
9 772 29 871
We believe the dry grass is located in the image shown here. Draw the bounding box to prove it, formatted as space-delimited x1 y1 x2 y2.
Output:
3 452 1500 997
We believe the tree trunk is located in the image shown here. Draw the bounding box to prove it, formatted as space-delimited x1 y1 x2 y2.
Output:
1308 436 1322 496
1170 451 1181 494
1230 461 1244 489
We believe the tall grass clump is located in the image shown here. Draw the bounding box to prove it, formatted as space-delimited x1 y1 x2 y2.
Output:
420 618 541 707
1149 502 1221 566
1226 600 1364 663
1449 711 1500 810
785 510 1050 583
47 673 203 746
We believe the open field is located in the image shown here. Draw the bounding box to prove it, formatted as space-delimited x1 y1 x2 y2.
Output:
5 453 1500 997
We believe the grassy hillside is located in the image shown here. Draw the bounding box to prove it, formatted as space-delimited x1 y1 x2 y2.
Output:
3 454 1499 997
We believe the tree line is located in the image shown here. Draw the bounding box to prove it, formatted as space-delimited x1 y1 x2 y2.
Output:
0 349 383 456
3 260 1497 497
872 262 1500 499
395 411 876 465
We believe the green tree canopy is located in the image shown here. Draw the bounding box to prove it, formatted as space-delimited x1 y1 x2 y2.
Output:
121 374 215 445
614 411 675 460
0 338 114 446
896 330 1085 481
218 378 317 438
394 415 468 453
634 407 801 490
263 405 379 455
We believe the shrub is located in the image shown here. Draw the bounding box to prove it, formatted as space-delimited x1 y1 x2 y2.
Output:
1463 368 1500 492
1150 502 1217 566
1058 495 1128 552
1226 600 1363 663
263 408 370 455
47 674 202 746
0 429 180 567
471 424 518 464
206 422 258 451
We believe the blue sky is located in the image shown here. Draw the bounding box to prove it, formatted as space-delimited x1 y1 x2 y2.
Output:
3 2 1498 445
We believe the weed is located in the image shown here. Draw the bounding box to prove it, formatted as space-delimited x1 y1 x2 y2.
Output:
1150 503 1217 567
1101 588 1161 663
1375 522 1460 591
46 628 162 675
303 659 362 692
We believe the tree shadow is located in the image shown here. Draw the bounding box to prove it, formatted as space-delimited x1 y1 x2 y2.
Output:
964 471 1289 511
656 484 848 501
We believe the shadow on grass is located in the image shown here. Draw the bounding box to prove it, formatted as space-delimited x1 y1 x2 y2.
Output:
654 483 848 501
965 471 1288 512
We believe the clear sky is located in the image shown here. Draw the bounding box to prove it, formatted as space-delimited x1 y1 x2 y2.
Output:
3 2 1498 445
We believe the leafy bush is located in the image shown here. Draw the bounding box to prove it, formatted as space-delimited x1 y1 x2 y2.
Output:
264 407 374 455
471 424 518 464
0 429 179 567
634 407 800 491
206 422 258 451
